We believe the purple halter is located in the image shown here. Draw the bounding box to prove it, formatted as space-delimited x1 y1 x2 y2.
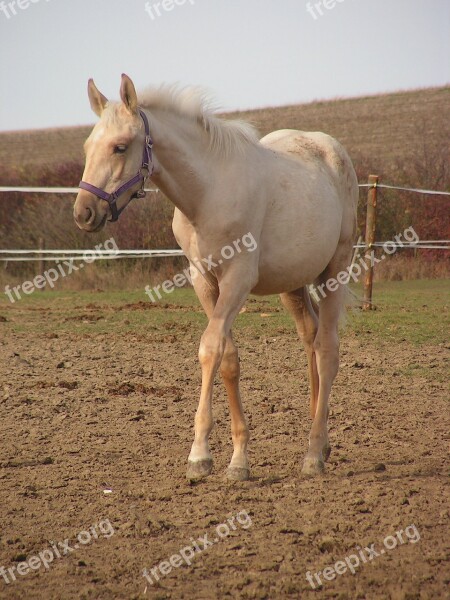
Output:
79 109 153 222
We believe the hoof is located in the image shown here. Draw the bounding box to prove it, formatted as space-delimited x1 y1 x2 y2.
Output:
302 456 325 477
323 444 332 462
186 458 213 481
226 466 250 481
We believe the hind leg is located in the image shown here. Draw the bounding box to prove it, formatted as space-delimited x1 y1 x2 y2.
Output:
280 287 319 420
302 243 351 476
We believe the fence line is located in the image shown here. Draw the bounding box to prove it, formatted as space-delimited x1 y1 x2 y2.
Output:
0 183 449 195
0 187 159 194
0 252 185 262
3 245 447 263
2 243 448 262
0 249 184 255
354 243 449 250
1 256 178 262
357 183 450 196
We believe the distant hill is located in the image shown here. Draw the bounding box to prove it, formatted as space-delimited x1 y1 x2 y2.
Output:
1 86 449 180
227 87 450 178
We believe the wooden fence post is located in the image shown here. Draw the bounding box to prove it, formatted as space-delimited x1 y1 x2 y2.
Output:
362 175 378 310
38 237 45 289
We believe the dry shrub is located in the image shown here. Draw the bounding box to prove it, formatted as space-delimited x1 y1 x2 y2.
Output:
0 255 190 294
374 255 449 281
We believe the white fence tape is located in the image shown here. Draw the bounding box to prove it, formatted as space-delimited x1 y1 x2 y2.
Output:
0 250 185 261
0 184 449 195
354 244 450 250
2 255 182 262
358 183 450 196
1 243 448 262
0 187 159 194
0 249 183 255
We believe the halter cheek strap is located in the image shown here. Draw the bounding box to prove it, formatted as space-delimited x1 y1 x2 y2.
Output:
78 109 153 222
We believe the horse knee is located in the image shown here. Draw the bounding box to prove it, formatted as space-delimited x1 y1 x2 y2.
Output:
220 347 240 381
199 329 226 368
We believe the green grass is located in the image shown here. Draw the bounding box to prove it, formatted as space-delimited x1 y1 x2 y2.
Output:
1 280 448 345
347 279 449 345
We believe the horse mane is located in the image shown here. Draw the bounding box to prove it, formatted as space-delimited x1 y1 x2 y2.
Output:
138 84 259 156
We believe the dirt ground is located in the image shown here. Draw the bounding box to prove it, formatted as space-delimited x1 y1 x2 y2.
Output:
0 290 448 600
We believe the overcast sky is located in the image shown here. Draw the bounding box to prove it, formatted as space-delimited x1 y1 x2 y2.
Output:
0 0 449 132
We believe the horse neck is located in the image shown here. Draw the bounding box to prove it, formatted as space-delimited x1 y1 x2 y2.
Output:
145 108 213 222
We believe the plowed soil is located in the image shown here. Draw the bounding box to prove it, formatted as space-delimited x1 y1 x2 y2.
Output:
0 287 448 599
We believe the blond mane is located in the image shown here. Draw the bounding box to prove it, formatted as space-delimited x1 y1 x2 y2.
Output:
138 84 259 156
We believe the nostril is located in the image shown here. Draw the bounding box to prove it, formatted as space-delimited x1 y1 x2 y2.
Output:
85 207 95 225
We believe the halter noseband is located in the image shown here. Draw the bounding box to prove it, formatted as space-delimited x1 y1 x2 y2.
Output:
79 109 153 222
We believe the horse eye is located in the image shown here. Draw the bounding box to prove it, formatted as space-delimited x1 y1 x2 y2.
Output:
114 145 127 154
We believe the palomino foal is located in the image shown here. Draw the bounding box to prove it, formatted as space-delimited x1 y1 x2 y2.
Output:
74 75 358 481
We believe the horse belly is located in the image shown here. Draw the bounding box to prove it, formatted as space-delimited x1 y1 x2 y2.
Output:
251 238 337 295
251 191 342 295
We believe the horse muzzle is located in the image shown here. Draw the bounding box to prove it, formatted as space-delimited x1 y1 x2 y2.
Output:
73 192 108 232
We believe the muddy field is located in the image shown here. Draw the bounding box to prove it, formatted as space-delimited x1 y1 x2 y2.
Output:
0 282 448 599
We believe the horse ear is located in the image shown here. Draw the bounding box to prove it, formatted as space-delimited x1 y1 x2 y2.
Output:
88 79 108 117
120 73 138 114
